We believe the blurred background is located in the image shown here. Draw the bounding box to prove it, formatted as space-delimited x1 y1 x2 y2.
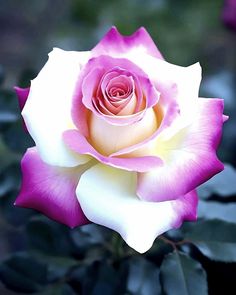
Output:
0 0 236 294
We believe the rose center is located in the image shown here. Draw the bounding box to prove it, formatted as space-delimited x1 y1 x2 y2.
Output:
98 69 136 115
106 76 132 100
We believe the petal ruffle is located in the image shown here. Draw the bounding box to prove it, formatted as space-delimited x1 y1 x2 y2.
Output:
124 53 202 136
92 26 164 60
108 63 201 158
63 129 163 172
22 48 90 167
89 108 158 156
76 163 198 253
15 147 90 228
137 98 225 202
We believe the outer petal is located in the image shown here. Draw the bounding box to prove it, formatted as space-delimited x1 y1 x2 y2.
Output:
76 163 198 253
125 52 202 137
110 83 179 158
14 86 30 131
14 86 30 111
63 129 163 172
92 26 164 60
22 48 91 167
137 98 225 202
15 147 90 228
107 63 201 158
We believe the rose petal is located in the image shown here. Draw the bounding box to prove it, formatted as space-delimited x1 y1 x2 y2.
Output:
76 163 198 253
14 86 30 111
14 86 30 131
137 98 225 202
110 63 201 157
117 94 137 116
110 82 179 157
15 147 90 228
92 26 164 60
82 67 135 116
125 54 202 136
102 73 135 115
89 108 158 156
22 48 91 167
74 55 159 127
63 129 163 172
223 114 229 122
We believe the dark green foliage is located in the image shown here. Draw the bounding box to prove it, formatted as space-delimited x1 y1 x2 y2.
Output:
160 252 208 295
126 256 162 295
0 253 48 293
182 220 236 262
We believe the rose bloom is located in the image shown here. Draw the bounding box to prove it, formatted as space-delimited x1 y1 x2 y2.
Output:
15 27 227 253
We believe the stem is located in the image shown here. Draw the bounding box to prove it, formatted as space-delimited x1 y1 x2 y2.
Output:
159 235 178 251
175 239 192 246
159 236 191 250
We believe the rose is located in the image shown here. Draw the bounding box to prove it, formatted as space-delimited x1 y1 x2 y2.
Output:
15 27 226 253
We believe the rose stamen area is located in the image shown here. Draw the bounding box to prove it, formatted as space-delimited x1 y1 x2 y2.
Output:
97 70 136 116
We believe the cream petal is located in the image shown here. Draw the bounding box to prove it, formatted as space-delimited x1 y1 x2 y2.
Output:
15 147 90 228
76 163 197 253
137 98 225 202
125 52 202 138
22 48 91 167
117 93 137 116
89 108 157 155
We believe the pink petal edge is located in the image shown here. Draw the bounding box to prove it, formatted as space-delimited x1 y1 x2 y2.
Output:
14 86 30 131
63 129 163 172
137 98 226 202
15 147 89 228
172 190 198 228
14 86 30 111
92 26 164 60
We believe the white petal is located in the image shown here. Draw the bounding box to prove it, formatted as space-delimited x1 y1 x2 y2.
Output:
76 163 193 253
125 52 202 138
22 48 91 167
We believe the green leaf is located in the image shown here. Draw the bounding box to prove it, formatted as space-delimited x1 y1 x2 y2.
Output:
18 69 36 88
0 253 47 293
127 256 161 295
0 136 19 174
160 251 207 295
32 253 79 281
26 217 72 256
0 64 4 85
3 123 34 154
0 89 19 125
70 224 109 249
0 170 17 197
69 260 128 295
182 220 236 262
0 164 21 197
36 283 76 295
198 163 236 199
198 200 236 223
